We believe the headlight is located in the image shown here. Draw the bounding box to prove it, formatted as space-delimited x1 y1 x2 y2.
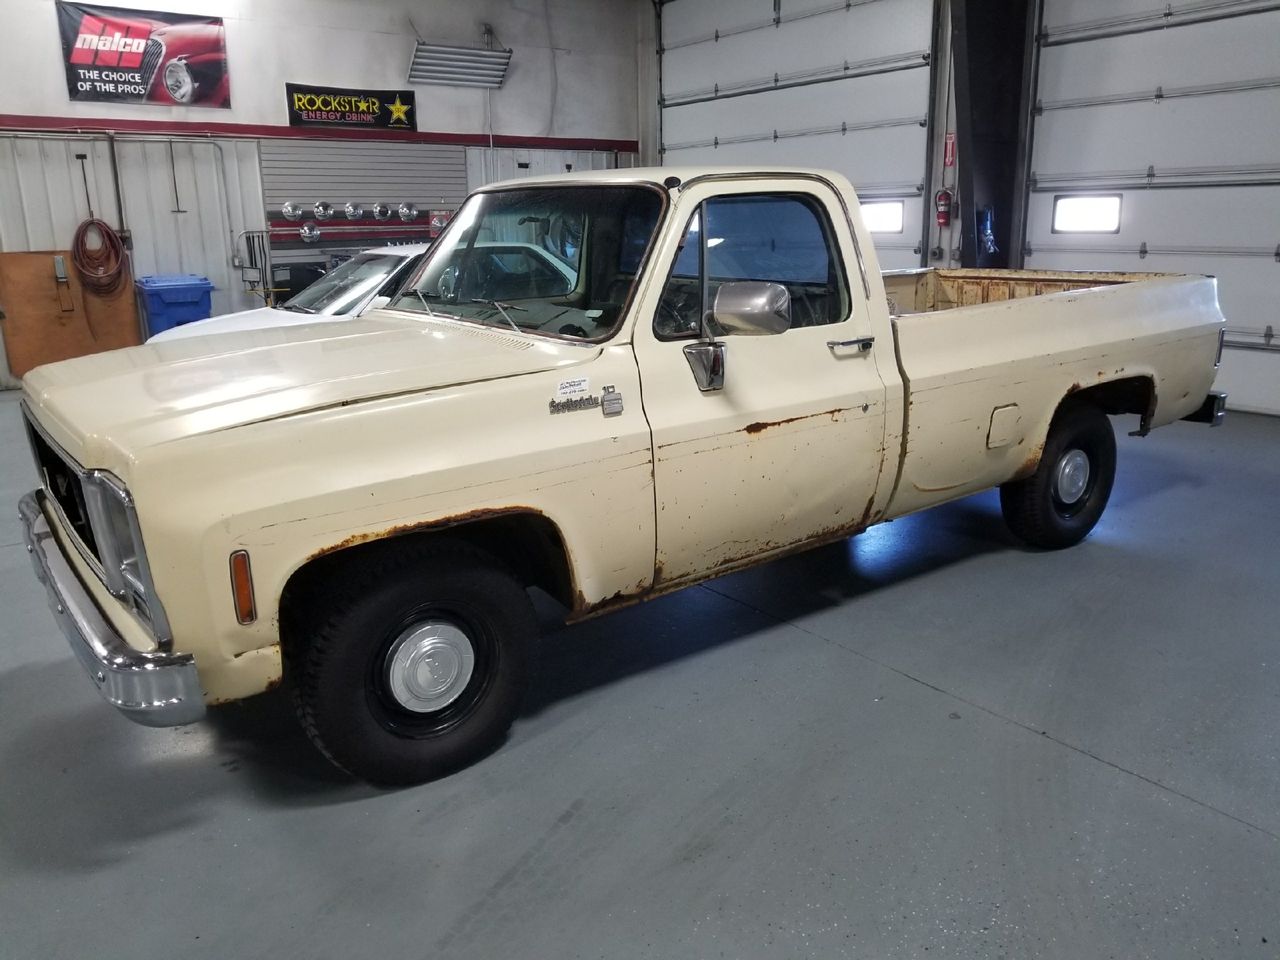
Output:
82 472 172 643
163 59 195 103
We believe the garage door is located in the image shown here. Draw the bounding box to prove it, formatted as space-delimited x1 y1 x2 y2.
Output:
1022 0 1280 414
259 139 469 265
658 0 938 270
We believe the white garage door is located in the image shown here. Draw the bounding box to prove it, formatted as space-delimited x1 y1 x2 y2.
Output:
1022 0 1280 414
658 0 937 270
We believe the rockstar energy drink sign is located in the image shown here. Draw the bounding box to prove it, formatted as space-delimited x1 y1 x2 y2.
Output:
286 83 416 129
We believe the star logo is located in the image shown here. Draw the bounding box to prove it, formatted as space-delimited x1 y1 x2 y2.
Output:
386 94 411 126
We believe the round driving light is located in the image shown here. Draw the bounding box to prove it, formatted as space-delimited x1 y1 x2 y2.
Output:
344 202 364 220
372 202 392 221
281 201 303 222
398 202 419 223
163 59 194 103
299 222 320 243
313 201 335 222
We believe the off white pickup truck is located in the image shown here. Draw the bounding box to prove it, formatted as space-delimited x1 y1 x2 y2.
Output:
18 167 1226 784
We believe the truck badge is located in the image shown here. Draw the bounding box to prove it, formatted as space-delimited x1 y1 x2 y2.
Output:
601 385 624 417
549 395 600 414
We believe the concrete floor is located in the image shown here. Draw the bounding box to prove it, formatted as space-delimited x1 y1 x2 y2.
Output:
1 385 1276 959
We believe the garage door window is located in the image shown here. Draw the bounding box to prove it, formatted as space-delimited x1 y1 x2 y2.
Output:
860 201 905 234
1052 195 1122 234
656 193 850 338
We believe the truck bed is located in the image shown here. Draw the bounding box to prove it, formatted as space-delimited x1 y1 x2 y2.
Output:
883 267 1171 315
881 271 1223 520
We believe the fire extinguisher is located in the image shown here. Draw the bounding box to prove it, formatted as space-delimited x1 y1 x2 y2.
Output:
935 188 953 227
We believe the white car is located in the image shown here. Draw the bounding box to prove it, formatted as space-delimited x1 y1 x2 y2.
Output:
147 243 431 343
149 241 579 343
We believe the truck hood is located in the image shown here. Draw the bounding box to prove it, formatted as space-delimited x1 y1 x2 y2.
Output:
23 309 599 460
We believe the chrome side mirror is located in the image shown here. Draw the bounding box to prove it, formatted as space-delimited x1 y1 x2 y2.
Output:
683 341 725 392
711 281 790 336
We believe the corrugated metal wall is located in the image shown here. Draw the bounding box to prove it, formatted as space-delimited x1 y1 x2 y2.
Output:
259 140 469 209
0 135 264 382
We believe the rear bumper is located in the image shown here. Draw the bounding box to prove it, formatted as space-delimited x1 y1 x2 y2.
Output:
1181 391 1227 427
18 491 205 727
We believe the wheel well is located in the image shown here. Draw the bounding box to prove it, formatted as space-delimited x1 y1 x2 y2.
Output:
280 512 576 629
1065 375 1156 422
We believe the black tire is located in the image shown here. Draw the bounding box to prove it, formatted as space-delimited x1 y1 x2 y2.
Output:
1000 402 1116 549
288 540 535 786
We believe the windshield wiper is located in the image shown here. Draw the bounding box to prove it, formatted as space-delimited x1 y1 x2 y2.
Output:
470 298 526 334
279 303 316 314
409 288 438 317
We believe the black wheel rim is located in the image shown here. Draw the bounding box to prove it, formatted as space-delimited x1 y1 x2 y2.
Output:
366 600 498 740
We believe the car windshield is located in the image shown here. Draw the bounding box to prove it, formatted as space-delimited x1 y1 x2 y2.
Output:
283 252 407 316
391 185 663 341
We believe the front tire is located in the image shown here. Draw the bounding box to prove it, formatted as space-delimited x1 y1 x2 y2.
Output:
289 540 535 785
1000 402 1116 549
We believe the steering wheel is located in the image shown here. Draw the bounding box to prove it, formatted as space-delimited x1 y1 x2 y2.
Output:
656 292 699 338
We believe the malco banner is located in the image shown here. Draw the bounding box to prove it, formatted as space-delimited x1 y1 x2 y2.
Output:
286 83 417 130
56 1 230 107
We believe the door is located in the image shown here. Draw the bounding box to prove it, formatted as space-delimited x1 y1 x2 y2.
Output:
1020 1 1280 414
633 177 888 584
657 0 939 269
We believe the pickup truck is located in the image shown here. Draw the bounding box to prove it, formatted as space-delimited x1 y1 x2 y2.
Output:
17 166 1227 784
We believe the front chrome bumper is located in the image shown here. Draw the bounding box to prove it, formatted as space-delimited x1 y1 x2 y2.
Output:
18 491 205 727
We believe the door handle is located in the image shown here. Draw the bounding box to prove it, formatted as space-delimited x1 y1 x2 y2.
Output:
827 337 874 353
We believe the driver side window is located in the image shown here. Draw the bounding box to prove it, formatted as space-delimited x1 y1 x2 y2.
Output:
654 193 850 339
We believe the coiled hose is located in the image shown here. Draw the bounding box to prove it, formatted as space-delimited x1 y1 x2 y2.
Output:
71 218 127 296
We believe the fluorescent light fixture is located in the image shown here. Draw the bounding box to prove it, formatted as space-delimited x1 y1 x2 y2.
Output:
409 41 512 88
1053 194 1121 233
861 201 904 233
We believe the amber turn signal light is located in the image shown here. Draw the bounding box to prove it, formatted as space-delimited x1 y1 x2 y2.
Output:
229 550 257 625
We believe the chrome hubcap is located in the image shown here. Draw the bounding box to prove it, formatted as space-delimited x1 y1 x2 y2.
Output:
1054 448 1091 505
385 621 475 713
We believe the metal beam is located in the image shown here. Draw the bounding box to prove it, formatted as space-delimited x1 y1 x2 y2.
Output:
1041 0 1280 47
661 50 929 108
1038 76 1280 113
663 115 927 152
663 0 889 52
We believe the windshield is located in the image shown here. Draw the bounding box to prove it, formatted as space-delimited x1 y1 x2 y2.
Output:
283 252 408 316
391 185 663 341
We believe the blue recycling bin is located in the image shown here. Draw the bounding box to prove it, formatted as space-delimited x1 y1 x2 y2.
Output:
136 275 215 337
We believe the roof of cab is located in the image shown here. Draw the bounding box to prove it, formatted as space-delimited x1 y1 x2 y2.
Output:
474 166 848 191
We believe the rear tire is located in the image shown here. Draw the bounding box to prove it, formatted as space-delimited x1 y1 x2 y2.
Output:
1000 403 1116 549
288 540 535 786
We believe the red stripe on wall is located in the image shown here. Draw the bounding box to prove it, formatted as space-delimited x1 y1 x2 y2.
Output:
0 113 640 153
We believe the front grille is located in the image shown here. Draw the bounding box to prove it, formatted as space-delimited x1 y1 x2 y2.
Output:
139 39 165 88
23 412 101 564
